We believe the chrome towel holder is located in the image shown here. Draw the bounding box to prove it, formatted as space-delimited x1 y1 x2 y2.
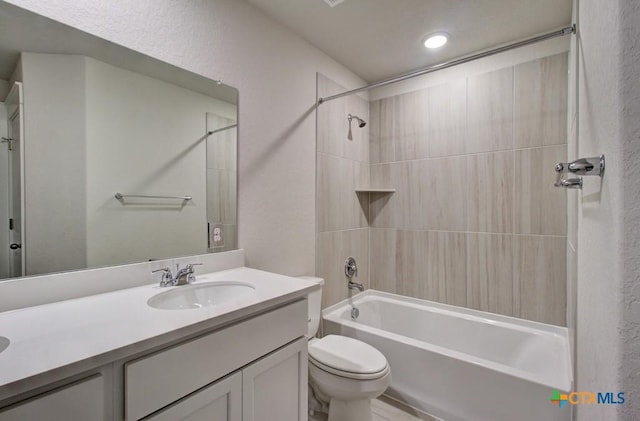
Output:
554 155 605 189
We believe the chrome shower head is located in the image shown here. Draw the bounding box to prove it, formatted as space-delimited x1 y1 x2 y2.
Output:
347 114 366 128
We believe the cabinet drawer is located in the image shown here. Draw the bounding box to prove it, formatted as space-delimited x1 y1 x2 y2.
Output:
0 374 105 421
125 299 306 420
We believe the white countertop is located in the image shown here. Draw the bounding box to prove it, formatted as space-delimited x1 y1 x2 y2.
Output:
0 267 318 400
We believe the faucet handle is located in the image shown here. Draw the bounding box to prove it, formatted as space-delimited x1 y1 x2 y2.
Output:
186 263 203 272
345 257 358 278
152 267 174 287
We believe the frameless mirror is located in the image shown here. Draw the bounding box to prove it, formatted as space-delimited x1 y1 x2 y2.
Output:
0 2 238 281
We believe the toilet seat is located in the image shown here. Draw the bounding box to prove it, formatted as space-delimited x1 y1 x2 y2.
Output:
308 335 388 380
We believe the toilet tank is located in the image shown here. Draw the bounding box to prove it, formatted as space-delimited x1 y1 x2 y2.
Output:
298 276 324 338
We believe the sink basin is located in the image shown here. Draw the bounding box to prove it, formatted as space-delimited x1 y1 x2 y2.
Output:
147 281 255 310
0 336 9 354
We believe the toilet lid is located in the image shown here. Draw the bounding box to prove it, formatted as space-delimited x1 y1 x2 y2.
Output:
308 335 388 376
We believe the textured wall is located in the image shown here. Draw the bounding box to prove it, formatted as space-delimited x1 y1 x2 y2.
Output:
619 0 640 416
368 54 569 326
316 74 370 308
575 0 640 419
5 0 366 277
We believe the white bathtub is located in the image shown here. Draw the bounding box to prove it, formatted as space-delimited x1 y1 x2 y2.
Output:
322 290 573 421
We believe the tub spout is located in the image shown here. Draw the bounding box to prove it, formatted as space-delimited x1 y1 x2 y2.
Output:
348 280 364 292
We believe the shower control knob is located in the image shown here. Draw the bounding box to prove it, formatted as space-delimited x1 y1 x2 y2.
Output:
345 257 358 278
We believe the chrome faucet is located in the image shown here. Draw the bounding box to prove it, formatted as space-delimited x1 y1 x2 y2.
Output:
345 257 364 292
152 263 202 287
349 280 364 292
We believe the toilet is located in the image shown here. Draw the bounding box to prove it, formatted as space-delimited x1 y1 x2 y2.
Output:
301 276 391 421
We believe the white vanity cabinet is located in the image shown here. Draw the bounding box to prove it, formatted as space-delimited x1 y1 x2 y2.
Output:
242 337 307 421
144 337 307 421
125 299 307 420
0 374 109 420
0 298 309 421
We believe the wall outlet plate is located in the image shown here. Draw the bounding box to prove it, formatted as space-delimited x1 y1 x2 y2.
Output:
209 222 224 247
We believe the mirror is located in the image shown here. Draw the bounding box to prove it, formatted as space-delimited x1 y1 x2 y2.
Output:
0 2 238 281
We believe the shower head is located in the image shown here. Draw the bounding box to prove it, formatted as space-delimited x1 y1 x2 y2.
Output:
347 114 366 128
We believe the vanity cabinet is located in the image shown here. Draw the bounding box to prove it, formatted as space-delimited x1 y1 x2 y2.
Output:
242 337 307 421
125 300 306 420
0 298 308 421
144 338 307 421
0 374 108 420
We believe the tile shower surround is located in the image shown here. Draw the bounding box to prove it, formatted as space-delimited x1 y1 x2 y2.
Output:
317 53 568 326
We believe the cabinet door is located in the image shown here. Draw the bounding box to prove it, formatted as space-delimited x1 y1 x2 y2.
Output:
242 338 308 421
145 371 241 421
0 374 106 421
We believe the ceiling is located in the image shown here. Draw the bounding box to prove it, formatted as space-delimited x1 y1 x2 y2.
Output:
246 0 573 82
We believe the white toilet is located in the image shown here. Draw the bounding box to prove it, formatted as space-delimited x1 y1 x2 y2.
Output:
302 277 391 421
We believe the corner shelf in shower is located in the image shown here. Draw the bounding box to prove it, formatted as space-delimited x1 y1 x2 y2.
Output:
354 188 396 194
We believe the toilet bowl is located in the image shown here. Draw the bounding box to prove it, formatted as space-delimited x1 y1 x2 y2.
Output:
300 276 391 421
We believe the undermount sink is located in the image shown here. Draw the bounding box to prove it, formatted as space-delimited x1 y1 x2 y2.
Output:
147 281 255 310
0 336 9 354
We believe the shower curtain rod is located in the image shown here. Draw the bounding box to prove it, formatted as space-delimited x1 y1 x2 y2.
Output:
317 25 575 105
207 123 237 135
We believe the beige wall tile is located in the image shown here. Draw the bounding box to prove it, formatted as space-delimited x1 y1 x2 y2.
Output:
394 89 429 161
396 230 431 299
514 53 568 148
317 74 369 162
370 228 397 294
466 67 514 154
403 160 430 230
370 98 394 164
466 151 514 233
369 163 400 228
348 93 370 161
467 233 514 316
514 146 567 235
317 153 368 232
394 230 466 306
427 80 467 158
207 169 237 225
369 162 429 230
429 231 467 307
425 156 467 231
316 228 369 308
515 235 566 326
206 114 237 171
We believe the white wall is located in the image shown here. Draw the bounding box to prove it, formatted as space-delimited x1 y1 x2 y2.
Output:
4 0 366 277
20 52 87 275
84 56 234 267
574 0 640 419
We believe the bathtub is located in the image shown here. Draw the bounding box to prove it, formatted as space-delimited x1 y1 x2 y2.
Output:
322 290 573 421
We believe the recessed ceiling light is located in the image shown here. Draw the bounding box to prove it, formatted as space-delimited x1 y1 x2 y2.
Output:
423 33 449 49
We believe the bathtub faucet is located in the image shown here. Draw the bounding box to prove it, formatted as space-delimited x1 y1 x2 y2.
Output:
345 256 364 292
349 280 364 292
